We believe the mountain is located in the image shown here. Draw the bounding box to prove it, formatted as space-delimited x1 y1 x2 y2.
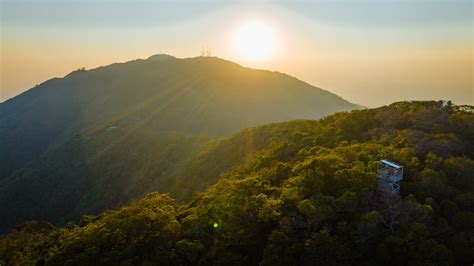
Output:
1 101 472 265
0 55 359 233
0 55 357 178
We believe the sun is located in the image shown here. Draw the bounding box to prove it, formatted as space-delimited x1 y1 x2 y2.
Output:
233 21 275 61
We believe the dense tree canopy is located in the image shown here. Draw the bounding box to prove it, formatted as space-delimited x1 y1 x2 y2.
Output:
1 101 473 265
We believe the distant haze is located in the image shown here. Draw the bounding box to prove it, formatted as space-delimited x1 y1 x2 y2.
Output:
1 0 472 107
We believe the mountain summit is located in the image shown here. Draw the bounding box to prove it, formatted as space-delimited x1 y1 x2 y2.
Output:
1 55 358 178
0 55 359 232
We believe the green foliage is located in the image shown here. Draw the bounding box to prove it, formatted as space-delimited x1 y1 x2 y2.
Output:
1 101 473 265
0 221 57 265
47 193 181 265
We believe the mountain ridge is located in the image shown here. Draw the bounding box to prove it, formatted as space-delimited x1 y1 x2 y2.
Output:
1 54 360 177
0 54 360 233
1 55 358 108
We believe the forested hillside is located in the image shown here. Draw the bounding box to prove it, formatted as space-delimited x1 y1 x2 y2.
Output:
0 55 359 233
1 101 472 265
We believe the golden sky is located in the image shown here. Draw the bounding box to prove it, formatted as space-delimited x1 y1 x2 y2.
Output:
1 0 472 107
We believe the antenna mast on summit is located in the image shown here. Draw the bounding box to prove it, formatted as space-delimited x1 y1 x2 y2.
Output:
201 46 212 57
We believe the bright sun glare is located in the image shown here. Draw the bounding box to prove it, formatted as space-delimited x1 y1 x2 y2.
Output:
233 21 275 61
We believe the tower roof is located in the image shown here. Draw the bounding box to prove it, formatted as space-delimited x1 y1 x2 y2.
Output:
380 159 402 169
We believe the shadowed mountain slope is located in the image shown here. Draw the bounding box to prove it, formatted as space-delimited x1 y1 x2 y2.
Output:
0 55 357 178
0 55 359 233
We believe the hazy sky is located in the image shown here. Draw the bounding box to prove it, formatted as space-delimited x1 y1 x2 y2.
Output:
1 0 472 107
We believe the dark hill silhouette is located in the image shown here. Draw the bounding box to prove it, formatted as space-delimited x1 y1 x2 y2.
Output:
0 54 360 233
0 54 358 178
